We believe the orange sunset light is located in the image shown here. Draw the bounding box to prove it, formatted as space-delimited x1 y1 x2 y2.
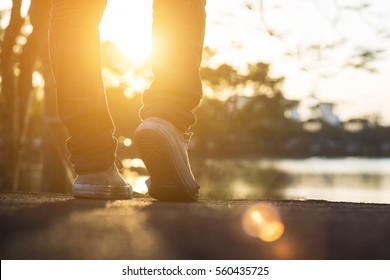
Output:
99 0 153 65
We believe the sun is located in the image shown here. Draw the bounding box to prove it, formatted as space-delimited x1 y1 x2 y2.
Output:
99 0 153 65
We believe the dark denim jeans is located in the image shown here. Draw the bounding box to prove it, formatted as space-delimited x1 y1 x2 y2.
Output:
49 0 206 175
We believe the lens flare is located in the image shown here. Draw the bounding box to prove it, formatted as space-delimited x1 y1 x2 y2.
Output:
123 138 132 147
242 204 285 242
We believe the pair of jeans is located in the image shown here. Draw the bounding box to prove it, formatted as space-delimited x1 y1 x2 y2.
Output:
49 0 206 175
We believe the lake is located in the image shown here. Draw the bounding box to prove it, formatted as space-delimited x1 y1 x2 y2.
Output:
123 157 390 204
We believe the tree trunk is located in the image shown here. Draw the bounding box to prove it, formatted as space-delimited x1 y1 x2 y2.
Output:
0 0 24 191
1 0 73 192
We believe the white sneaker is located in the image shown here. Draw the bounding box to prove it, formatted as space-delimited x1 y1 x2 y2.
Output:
134 117 199 201
73 165 132 199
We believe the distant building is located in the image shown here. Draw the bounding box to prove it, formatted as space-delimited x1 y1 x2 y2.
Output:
317 102 340 126
298 92 341 128
226 93 342 129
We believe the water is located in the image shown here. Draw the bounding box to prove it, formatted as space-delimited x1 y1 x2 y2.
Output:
123 157 390 204
272 158 390 203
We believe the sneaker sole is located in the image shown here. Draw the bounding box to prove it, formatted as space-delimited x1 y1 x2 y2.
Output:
73 184 131 199
134 129 199 202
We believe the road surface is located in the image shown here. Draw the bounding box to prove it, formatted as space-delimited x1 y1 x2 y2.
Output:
1 192 390 259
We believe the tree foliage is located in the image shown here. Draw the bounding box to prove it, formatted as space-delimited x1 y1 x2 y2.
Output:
243 0 389 75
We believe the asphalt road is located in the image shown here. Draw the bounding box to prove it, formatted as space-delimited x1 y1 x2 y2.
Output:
1 192 390 259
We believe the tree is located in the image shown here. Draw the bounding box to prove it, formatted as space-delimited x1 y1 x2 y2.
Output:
0 0 72 192
0 0 25 190
246 0 389 75
193 56 296 156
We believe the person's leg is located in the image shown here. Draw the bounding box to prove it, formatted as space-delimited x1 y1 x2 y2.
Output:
135 0 206 201
140 0 206 132
49 0 131 198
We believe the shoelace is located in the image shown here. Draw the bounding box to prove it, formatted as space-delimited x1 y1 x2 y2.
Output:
115 155 124 170
183 132 193 148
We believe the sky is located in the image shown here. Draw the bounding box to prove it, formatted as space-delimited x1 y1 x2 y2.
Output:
1 0 390 124
100 0 390 124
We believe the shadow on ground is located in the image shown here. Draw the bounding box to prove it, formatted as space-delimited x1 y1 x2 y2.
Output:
1 192 390 259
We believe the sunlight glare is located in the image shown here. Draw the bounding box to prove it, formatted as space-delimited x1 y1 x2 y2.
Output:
131 78 148 93
100 0 152 65
242 204 285 242
122 168 149 194
129 158 146 168
132 176 149 194
121 158 146 169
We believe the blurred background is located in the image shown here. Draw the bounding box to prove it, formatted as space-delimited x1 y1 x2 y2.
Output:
1 0 390 202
